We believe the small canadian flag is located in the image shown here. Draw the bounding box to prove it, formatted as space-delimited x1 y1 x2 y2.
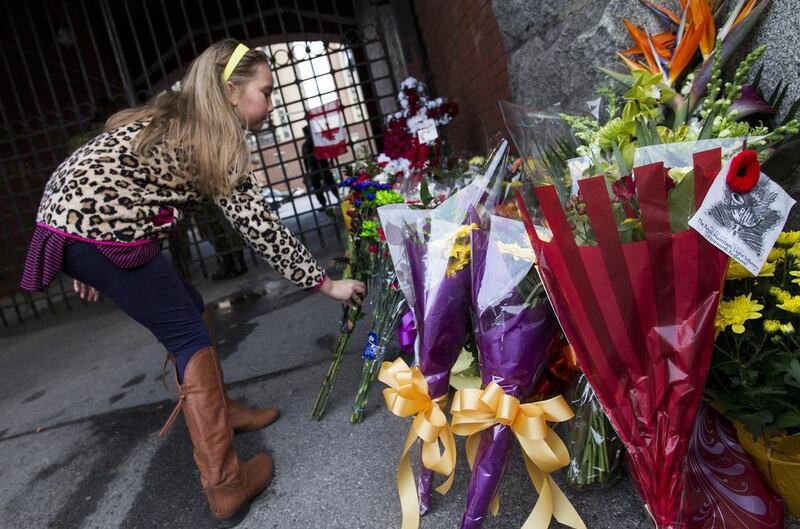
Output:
306 100 348 160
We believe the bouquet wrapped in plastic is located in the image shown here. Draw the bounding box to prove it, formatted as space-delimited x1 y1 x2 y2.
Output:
451 214 585 529
505 101 735 528
378 146 507 528
565 373 624 490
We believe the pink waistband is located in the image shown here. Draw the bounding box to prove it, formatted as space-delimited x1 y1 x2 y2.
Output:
36 222 158 247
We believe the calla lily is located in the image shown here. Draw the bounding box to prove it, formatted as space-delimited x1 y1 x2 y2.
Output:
730 84 776 120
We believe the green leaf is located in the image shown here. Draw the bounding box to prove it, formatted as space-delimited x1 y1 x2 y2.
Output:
741 410 774 437
761 133 800 186
698 110 717 140
752 63 764 92
668 170 695 232
635 119 654 146
775 409 800 430
768 80 786 108
672 98 689 130
612 141 630 177
780 97 800 127
597 66 636 87
789 358 800 385
420 178 433 207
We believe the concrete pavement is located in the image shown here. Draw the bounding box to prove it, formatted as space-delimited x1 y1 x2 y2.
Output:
1 264 798 529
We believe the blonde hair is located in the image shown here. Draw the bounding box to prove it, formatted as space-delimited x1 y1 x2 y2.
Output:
106 39 269 197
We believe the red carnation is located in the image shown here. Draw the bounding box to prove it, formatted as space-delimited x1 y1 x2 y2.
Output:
377 227 386 241
612 175 635 201
726 149 760 194
368 243 379 253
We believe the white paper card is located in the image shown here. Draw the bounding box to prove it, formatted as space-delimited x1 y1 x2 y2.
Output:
689 158 795 276
416 118 438 144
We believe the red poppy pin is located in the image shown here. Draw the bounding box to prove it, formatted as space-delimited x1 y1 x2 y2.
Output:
726 149 760 194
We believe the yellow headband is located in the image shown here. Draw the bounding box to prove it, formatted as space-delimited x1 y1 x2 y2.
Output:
222 43 250 82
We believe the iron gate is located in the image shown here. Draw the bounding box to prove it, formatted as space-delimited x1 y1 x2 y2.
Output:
0 0 400 328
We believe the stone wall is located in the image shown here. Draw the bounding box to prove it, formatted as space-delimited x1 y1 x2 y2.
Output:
492 0 799 118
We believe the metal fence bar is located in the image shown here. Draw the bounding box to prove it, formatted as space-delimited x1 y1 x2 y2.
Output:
0 0 399 327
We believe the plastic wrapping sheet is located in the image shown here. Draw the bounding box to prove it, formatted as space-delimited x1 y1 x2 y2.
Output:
566 373 624 490
515 147 729 528
378 142 509 516
458 215 561 528
679 403 785 529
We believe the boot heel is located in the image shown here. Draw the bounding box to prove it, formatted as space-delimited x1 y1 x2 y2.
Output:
216 501 251 528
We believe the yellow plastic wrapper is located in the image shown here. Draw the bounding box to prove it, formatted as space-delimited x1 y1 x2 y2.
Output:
736 423 800 516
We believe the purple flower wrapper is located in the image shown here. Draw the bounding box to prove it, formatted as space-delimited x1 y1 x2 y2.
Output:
459 219 560 528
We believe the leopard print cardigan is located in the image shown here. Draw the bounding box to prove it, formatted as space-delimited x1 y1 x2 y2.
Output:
36 121 325 289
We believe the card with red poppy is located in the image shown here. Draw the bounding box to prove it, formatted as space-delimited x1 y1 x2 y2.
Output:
689 149 795 276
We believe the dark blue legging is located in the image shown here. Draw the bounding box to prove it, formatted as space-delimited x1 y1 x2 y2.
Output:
62 241 211 382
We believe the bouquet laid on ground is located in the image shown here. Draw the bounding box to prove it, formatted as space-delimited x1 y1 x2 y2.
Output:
706 229 800 515
310 174 404 420
450 213 585 529
378 145 507 529
497 0 800 518
506 93 770 526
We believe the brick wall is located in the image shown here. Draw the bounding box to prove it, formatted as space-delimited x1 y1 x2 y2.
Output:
415 0 512 157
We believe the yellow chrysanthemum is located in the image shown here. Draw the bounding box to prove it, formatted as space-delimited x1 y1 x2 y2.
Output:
777 295 800 314
777 231 800 247
770 287 792 303
789 244 800 258
781 322 795 334
715 294 764 334
446 244 471 277
768 247 786 263
456 224 479 238
726 259 776 280
763 320 781 333
790 270 800 286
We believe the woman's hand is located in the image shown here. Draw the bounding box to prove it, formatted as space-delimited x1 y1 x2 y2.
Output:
318 277 366 307
73 279 100 302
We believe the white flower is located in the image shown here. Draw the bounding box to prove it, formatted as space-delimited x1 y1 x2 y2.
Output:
400 77 420 90
379 156 412 180
406 110 430 134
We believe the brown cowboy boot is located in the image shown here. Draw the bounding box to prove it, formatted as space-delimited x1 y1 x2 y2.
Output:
159 347 272 528
201 310 280 432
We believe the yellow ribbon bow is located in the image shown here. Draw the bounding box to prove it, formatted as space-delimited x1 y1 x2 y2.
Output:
451 382 587 529
379 358 457 529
